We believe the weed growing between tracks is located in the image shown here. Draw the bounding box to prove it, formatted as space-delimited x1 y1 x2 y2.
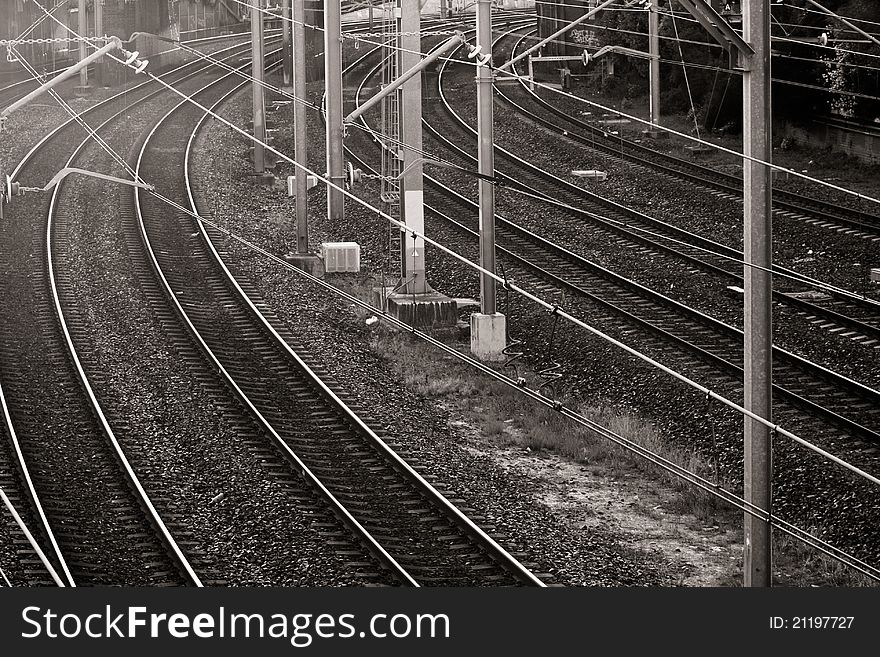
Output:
360 309 875 587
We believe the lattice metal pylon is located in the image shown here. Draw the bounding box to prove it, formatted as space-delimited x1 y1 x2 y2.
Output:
379 3 402 283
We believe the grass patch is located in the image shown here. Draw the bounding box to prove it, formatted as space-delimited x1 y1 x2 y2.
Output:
361 307 875 587
372 329 729 523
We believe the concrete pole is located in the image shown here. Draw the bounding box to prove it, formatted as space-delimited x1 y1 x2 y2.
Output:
324 0 345 224
399 0 428 293
476 0 495 315
78 0 88 87
648 0 660 128
251 1 266 173
95 0 103 85
742 0 773 588
294 0 309 252
282 0 292 87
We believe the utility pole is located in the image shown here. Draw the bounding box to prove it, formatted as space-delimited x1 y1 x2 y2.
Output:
741 0 773 588
648 0 660 130
294 0 309 252
399 0 427 293
95 0 103 85
282 0 292 87
476 0 495 317
324 0 345 224
250 1 266 173
78 0 88 87
470 0 505 360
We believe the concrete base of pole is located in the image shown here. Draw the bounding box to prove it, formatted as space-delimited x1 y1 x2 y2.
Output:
73 86 91 96
470 312 507 361
283 252 324 278
386 291 458 329
641 129 669 139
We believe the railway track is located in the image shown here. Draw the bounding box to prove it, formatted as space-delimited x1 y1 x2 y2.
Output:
349 29 880 446
121 21 546 586
494 29 880 240
431 29 880 359
0 40 270 585
342 24 880 562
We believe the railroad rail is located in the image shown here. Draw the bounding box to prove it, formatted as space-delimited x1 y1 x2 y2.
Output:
0 38 271 585
342 26 880 564
430 29 880 359
346 26 880 445
495 30 880 240
122 26 547 585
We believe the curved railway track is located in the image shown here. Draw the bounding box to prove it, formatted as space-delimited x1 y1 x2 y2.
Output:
494 29 880 240
348 28 880 447
431 29 880 356
0 40 268 585
123 27 546 586
342 24 880 563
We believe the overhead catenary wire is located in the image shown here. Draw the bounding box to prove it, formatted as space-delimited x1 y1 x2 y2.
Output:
145 148 880 582
495 180 880 308
27 4 880 314
22 0 880 579
108 61 880 491
34 0 880 488
490 64 880 208
43 7 880 422
169 33 878 310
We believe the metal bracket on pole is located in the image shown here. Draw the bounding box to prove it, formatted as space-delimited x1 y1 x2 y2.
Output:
344 32 467 125
0 37 125 126
675 0 754 61
6 169 154 195
497 0 647 74
583 45 659 65
802 0 880 49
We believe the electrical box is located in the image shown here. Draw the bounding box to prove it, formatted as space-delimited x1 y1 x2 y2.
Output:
321 242 360 273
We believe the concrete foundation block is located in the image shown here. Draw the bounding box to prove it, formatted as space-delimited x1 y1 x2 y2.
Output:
871 268 880 284
470 312 507 362
283 252 324 278
387 291 458 329
642 129 669 140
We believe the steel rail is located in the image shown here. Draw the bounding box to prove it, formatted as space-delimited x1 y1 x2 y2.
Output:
133 62 420 587
348 27 880 449
0 37 269 587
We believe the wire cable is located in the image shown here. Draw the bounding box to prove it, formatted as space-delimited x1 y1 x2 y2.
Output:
37 0 880 491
